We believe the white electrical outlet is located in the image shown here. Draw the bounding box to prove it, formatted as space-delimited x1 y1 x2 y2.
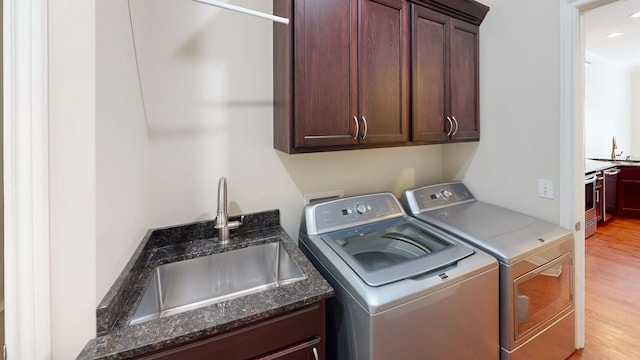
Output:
303 190 344 205
538 179 554 199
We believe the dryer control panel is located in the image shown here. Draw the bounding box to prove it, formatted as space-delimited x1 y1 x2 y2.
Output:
304 193 405 235
402 182 476 213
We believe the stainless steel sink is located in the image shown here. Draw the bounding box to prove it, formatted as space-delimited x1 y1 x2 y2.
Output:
130 241 306 325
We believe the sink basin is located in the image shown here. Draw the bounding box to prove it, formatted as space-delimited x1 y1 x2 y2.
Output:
130 241 306 325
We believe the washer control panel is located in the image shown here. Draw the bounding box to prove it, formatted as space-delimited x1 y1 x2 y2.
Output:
355 204 368 215
435 190 454 199
308 193 404 234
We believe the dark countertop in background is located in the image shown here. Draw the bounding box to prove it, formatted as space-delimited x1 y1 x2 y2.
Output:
77 210 333 360
586 159 640 174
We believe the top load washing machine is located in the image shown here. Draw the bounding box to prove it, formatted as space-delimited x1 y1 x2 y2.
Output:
299 192 499 359
401 182 575 360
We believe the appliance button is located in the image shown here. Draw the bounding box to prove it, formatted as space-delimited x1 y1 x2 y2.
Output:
355 204 367 215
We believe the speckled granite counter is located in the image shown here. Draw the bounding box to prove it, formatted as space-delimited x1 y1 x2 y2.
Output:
77 210 333 359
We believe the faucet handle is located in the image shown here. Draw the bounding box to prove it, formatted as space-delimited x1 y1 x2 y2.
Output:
228 215 244 230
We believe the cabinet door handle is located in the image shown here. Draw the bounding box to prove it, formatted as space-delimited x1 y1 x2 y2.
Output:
313 347 319 360
353 116 359 140
451 116 459 136
596 189 599 203
446 116 454 137
361 116 368 140
585 174 597 184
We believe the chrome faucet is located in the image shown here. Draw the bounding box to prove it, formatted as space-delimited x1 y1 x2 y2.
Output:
611 136 624 159
215 177 242 244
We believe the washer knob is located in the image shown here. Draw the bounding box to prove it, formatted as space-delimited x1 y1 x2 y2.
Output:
355 204 367 214
440 190 453 199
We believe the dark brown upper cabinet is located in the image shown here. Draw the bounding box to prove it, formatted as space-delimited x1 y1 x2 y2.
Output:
358 0 410 148
411 5 480 143
274 0 488 154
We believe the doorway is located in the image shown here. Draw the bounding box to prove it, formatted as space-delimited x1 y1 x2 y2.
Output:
579 0 640 356
583 0 640 159
561 0 640 353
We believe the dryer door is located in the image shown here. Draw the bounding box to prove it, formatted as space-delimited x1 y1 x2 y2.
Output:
513 253 573 341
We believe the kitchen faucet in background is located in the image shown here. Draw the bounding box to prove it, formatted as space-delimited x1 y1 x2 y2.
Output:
611 136 623 160
215 177 242 244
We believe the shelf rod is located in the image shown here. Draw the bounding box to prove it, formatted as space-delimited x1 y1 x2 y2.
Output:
191 0 289 25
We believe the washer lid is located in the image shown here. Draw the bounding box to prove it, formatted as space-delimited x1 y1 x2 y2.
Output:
415 201 570 263
321 217 474 286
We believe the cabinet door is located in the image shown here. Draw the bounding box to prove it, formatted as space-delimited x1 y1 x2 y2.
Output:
603 170 618 221
138 303 325 360
617 167 640 218
293 0 358 149
411 5 450 142
358 0 409 145
618 181 640 217
257 337 322 360
449 19 480 141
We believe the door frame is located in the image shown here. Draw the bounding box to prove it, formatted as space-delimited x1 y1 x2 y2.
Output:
3 0 52 357
559 0 618 349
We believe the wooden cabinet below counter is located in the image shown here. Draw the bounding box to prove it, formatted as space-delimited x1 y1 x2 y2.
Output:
137 302 326 360
618 167 640 218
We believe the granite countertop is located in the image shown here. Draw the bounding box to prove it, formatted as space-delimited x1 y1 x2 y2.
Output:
586 158 640 175
77 210 333 359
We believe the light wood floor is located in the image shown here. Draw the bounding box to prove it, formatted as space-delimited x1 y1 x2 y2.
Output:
568 217 640 359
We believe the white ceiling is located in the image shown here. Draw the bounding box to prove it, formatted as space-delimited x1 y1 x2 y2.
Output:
584 0 640 69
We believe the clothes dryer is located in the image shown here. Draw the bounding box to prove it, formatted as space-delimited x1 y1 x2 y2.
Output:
401 182 575 360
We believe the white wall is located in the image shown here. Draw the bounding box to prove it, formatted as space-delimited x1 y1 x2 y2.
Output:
631 72 640 157
128 0 443 238
96 0 150 303
82 0 444 356
584 51 631 158
49 0 96 358
442 0 562 224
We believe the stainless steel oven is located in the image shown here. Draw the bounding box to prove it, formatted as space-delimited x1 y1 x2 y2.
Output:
585 172 598 238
